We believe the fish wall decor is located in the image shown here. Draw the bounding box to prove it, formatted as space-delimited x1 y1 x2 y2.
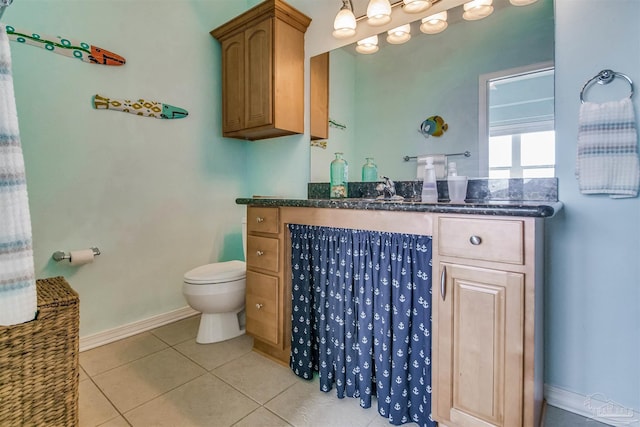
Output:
92 94 188 120
419 115 449 138
4 24 125 66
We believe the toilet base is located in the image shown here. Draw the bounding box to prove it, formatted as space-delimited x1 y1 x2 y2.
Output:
196 309 245 344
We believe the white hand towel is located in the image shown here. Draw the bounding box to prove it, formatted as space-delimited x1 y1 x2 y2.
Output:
576 98 640 198
0 26 37 325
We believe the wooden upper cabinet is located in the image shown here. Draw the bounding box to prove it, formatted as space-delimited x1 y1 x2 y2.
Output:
310 53 329 140
210 0 311 141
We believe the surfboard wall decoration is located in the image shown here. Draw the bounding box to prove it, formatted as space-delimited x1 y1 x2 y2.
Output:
92 94 188 120
4 24 126 66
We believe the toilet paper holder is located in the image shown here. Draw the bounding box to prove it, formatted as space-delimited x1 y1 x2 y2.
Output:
52 247 101 262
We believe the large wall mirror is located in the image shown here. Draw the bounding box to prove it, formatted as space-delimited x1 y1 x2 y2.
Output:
310 0 554 182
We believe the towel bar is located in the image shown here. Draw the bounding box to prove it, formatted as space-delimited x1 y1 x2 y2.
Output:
403 151 471 162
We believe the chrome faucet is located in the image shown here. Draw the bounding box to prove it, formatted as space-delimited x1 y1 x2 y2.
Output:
376 176 397 199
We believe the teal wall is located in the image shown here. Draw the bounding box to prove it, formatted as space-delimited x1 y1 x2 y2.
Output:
6 0 251 337
549 0 640 413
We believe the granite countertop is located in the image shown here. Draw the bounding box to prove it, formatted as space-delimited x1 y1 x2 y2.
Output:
235 197 563 218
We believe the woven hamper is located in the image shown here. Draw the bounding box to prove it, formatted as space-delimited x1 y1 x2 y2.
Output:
0 276 79 426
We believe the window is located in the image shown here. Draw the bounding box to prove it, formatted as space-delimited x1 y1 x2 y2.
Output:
479 63 555 178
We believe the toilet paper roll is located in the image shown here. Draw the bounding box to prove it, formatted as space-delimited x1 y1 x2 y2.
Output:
69 249 95 266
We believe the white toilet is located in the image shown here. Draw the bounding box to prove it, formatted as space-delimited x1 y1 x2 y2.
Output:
182 219 247 344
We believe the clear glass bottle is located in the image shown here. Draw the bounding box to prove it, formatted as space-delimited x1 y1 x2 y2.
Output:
330 152 348 198
361 157 378 182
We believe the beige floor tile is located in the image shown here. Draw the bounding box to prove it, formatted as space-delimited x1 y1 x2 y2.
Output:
79 366 89 382
79 379 119 427
265 377 380 427
80 332 168 376
174 333 253 371
124 373 259 427
150 315 200 346
93 348 206 413
213 352 299 404
233 407 292 427
98 415 131 427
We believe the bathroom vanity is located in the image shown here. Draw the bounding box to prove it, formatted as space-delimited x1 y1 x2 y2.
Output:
238 196 561 427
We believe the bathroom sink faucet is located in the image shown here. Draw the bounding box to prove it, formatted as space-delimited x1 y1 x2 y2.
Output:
377 176 397 199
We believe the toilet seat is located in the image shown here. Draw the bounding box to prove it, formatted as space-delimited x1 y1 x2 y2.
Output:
184 260 246 285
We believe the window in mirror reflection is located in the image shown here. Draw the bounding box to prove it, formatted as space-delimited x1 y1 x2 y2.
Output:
489 130 555 178
482 64 555 178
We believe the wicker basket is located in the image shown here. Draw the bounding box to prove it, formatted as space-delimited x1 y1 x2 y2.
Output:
0 276 79 426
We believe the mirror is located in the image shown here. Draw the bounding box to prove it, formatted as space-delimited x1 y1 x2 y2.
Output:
309 0 554 182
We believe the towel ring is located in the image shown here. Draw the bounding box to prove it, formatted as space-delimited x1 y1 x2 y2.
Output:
580 69 634 103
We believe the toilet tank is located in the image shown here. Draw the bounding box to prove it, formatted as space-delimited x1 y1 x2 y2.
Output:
242 217 247 260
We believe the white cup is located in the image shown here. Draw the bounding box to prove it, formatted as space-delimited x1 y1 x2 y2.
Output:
447 176 468 203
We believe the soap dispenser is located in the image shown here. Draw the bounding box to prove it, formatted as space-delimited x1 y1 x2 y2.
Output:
421 156 439 203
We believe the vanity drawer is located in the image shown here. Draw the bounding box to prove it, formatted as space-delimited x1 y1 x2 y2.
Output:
438 217 524 265
246 235 279 272
247 207 279 234
246 271 279 345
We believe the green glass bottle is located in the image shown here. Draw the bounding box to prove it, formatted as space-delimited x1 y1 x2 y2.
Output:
330 152 348 198
362 157 378 182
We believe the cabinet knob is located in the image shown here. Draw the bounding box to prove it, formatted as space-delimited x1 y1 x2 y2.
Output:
256 217 264 223
256 303 263 309
469 235 482 245
256 250 264 256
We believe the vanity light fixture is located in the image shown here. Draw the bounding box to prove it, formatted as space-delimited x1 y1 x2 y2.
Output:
386 24 412 44
402 0 432 14
332 0 357 39
509 0 538 5
420 11 448 34
367 0 392 26
356 35 380 54
462 0 494 20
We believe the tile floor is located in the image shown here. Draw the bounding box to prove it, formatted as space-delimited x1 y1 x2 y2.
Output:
79 315 611 427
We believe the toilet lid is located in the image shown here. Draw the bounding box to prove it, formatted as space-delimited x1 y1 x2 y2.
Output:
184 260 246 284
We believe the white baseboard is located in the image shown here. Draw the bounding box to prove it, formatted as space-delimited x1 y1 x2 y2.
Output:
79 306 199 352
545 384 640 426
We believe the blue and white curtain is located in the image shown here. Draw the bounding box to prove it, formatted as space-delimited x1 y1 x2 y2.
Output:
289 224 435 427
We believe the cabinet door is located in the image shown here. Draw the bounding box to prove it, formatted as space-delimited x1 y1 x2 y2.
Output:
435 263 524 427
244 18 272 129
310 53 329 140
220 31 245 132
246 271 279 346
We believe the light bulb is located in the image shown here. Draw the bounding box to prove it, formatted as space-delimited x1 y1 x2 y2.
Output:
420 11 448 34
356 35 379 54
463 0 493 20
387 24 411 44
402 0 431 14
366 0 392 26
332 7 357 39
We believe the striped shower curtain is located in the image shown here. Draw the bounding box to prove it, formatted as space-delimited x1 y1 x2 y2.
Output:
289 224 435 427
0 26 37 325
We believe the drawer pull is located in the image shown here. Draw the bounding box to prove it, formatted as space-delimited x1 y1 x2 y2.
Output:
441 265 446 301
256 217 264 223
256 303 264 309
256 250 264 256
469 235 482 245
